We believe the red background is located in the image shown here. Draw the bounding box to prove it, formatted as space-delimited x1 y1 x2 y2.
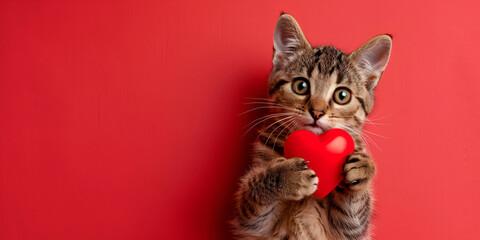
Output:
1 1 480 239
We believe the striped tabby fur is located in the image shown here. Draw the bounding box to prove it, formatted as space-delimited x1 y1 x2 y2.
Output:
232 14 392 240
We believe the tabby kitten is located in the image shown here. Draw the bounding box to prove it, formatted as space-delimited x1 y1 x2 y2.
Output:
232 14 392 240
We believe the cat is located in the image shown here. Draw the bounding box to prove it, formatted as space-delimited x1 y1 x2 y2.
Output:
231 14 392 240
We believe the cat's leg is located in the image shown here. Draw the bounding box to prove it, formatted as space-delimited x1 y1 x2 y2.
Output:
234 157 318 236
327 152 375 240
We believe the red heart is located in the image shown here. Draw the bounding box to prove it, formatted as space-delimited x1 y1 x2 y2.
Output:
284 129 355 198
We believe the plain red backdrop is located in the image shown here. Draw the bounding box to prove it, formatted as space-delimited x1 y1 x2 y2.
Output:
1 0 480 239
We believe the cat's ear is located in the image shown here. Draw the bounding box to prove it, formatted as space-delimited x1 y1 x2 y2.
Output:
349 34 392 91
273 14 311 68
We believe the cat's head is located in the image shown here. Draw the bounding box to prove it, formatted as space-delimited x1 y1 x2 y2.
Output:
265 14 391 138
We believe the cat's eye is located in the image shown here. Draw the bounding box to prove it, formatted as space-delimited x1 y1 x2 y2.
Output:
291 78 309 95
333 87 352 105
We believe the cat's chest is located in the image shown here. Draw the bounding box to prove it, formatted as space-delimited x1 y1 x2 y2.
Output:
274 200 331 239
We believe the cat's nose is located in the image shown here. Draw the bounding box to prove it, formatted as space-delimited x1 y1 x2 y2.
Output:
309 108 325 121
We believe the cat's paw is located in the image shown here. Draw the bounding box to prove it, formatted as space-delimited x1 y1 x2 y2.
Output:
268 157 318 201
342 152 375 192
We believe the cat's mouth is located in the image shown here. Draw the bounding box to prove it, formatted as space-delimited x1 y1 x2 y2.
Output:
300 124 325 135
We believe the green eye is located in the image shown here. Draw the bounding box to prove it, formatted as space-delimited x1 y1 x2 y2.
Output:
333 87 352 105
292 78 309 95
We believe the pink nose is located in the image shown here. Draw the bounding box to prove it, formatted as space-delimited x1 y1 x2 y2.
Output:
309 109 325 121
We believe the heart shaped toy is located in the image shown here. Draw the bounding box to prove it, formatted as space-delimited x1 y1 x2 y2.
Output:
284 129 355 198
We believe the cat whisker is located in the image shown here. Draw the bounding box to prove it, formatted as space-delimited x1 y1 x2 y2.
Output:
245 97 276 102
256 116 296 143
366 113 392 121
239 105 301 116
359 133 372 154
364 118 379 128
243 100 278 105
351 129 382 153
243 102 299 110
360 131 383 152
265 117 295 149
263 117 296 151
243 101 302 114
290 121 299 136
243 113 295 137
365 117 390 127
337 123 374 153
244 112 294 129
361 129 390 139
260 116 294 144
272 117 297 151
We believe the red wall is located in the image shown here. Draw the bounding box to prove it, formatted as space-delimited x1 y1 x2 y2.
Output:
1 1 480 239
